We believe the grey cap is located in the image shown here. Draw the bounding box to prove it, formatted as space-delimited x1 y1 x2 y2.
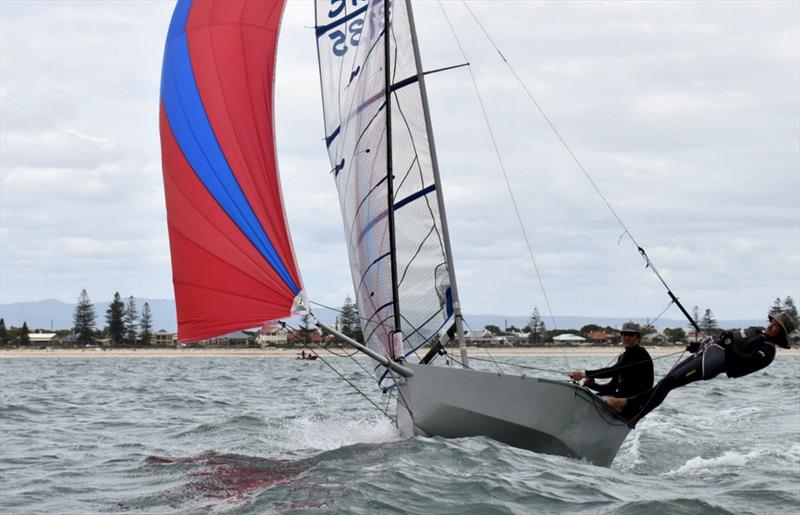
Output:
769 312 795 349
620 322 641 335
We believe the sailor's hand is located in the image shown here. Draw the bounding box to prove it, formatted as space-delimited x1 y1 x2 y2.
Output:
582 377 595 386
686 340 701 353
568 370 584 381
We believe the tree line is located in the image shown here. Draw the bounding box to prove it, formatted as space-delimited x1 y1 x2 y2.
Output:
3 293 796 348
0 289 155 347
72 289 154 346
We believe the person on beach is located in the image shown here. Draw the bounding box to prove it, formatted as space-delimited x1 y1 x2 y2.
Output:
602 312 795 428
568 322 654 398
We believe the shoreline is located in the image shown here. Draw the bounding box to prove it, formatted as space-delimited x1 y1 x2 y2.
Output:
1 346 798 358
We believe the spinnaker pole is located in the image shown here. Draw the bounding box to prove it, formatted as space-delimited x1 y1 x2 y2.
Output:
405 0 469 368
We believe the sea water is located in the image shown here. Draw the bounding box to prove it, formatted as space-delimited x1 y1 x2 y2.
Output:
1 353 798 514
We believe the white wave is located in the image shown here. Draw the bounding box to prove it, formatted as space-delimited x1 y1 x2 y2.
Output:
787 442 800 460
291 414 403 451
613 429 643 472
666 448 765 476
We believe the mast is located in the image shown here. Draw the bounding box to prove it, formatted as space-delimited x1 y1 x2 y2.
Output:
384 0 404 353
404 0 469 368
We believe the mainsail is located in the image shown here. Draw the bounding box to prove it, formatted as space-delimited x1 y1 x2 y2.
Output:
315 0 455 361
159 0 304 342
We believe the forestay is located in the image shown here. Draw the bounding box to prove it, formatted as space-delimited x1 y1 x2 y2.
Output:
315 0 454 363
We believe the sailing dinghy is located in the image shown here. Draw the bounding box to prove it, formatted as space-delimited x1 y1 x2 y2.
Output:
160 0 630 466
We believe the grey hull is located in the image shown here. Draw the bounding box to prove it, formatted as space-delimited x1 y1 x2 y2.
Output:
396 363 630 467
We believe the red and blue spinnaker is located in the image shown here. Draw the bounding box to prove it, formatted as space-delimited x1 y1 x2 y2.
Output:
159 0 303 342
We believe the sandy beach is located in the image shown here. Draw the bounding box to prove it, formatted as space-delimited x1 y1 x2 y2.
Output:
1 346 797 359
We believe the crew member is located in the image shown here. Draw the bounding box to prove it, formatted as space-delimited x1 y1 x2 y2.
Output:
568 322 654 398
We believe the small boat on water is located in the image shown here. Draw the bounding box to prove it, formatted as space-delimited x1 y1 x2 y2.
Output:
296 352 318 361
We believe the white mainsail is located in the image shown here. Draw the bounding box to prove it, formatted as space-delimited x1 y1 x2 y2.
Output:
315 0 454 364
314 1 631 466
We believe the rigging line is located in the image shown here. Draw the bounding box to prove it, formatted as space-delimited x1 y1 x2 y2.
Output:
304 307 399 390
470 347 687 376
308 298 395 336
460 1 700 333
645 300 676 333
468 356 563 375
438 2 558 333
459 318 503 373
587 348 688 375
460 1 633 244
281 321 394 423
484 348 504 374
322 341 360 358
281 307 375 374
334 340 380 380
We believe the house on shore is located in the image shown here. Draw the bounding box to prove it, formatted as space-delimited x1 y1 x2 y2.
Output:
154 330 177 346
586 331 613 345
256 323 288 347
29 332 57 345
204 330 251 346
552 334 587 345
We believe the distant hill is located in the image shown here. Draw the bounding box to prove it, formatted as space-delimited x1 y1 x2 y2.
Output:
0 299 764 333
0 299 177 332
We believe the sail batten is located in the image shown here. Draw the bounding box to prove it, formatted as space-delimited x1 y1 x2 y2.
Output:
160 0 302 343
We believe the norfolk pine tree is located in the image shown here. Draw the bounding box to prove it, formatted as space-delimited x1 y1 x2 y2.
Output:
529 307 544 345
124 296 138 345
339 295 362 342
19 322 31 346
105 292 126 345
140 303 153 346
701 308 718 334
768 296 798 328
769 297 783 317
73 289 97 345
0 318 7 345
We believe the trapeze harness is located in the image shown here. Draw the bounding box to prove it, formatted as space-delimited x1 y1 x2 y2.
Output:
620 332 777 427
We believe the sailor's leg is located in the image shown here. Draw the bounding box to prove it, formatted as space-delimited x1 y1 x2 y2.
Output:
621 352 707 425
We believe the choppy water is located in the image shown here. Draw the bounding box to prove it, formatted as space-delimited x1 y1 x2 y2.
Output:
1 353 798 514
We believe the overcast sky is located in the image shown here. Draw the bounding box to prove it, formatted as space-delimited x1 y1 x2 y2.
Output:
1 1 798 324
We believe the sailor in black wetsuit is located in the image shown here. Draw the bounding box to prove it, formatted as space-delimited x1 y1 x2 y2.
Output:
603 312 795 428
568 322 654 398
